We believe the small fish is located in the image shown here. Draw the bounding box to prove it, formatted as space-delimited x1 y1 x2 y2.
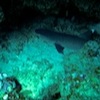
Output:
54 43 64 54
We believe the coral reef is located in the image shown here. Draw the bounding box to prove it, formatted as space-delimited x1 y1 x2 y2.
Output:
0 73 27 100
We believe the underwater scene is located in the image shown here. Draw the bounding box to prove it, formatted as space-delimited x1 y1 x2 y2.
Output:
0 0 100 100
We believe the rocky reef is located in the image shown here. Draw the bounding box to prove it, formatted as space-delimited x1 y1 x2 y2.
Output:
0 0 100 100
0 0 100 27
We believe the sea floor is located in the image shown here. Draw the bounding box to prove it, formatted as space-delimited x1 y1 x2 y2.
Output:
0 21 100 100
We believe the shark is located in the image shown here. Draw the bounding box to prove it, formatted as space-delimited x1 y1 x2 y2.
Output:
35 28 91 54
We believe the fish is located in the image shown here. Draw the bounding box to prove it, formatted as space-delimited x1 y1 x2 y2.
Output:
54 43 64 54
35 28 90 51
